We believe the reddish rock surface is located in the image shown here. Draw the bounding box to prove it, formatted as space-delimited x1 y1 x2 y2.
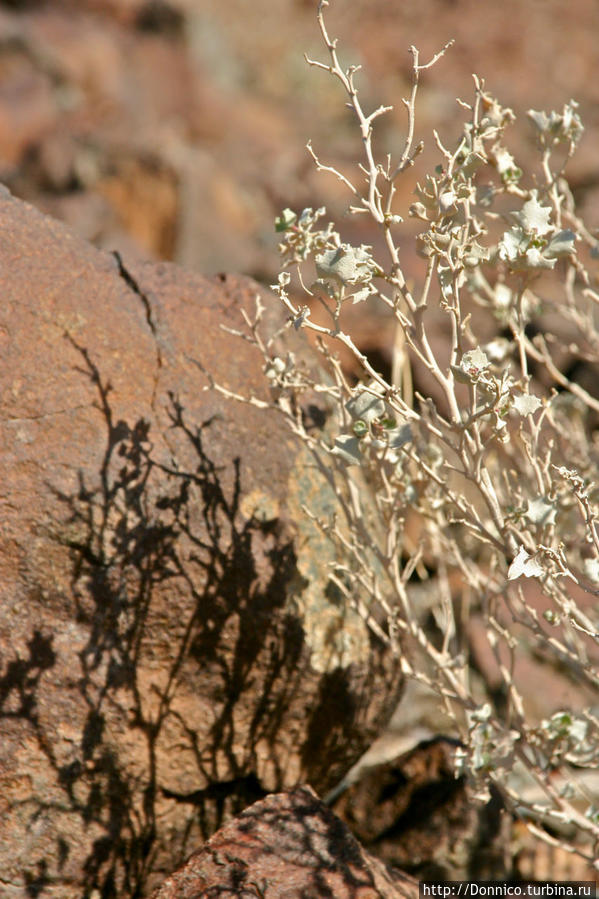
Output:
151 787 419 899
0 189 401 898
2 2 599 892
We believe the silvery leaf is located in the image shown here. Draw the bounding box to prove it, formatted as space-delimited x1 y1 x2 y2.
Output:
462 347 490 373
524 247 556 270
345 391 385 423
463 241 490 267
351 286 372 304
513 394 541 416
315 244 373 286
439 190 457 212
330 435 362 466
507 546 545 580
546 229 576 258
525 497 557 526
583 558 599 583
460 152 486 177
515 193 552 236
527 109 551 133
494 283 512 308
498 227 528 262
483 337 511 363
491 144 517 175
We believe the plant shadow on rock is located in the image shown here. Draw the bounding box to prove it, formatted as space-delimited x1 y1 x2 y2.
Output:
0 634 58 898
32 339 320 898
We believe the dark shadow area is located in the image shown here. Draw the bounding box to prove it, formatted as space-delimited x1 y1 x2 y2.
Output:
333 737 509 882
0 633 57 899
300 667 360 790
134 0 185 37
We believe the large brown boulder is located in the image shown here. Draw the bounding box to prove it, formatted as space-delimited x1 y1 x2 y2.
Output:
151 787 419 899
0 188 402 898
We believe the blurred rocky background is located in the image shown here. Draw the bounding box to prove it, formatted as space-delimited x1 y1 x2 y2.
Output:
4 0 599 384
2 0 599 281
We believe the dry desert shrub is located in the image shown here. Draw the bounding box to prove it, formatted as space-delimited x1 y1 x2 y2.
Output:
209 0 599 872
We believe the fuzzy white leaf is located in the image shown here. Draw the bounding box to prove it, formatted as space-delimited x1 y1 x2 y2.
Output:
569 718 588 743
460 152 486 177
491 144 517 175
513 393 542 416
438 264 455 298
498 228 556 270
498 227 527 263
409 201 429 220
275 208 297 232
351 286 372 304
316 244 375 286
516 193 552 236
463 241 490 267
525 497 557 526
494 283 512 308
483 337 511 363
546 229 577 258
461 347 490 373
507 546 545 580
439 190 457 212
527 109 551 133
524 247 556 270
583 558 599 584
